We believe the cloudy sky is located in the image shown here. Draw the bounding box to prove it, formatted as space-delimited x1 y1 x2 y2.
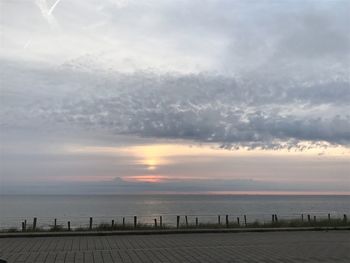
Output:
0 0 349 194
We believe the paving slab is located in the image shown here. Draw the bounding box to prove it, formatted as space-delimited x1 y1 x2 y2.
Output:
0 231 349 262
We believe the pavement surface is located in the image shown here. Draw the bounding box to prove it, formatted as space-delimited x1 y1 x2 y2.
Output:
0 231 349 262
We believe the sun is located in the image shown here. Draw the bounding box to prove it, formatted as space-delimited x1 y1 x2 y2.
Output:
128 145 176 171
144 158 159 170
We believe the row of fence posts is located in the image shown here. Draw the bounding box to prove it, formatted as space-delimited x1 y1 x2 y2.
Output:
21 217 71 231
20 213 348 231
175 215 249 229
300 213 348 224
89 216 163 229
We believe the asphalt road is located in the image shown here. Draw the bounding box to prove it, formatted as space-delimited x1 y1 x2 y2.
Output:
0 231 349 262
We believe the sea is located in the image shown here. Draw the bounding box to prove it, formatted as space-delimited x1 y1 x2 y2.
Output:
0 195 349 229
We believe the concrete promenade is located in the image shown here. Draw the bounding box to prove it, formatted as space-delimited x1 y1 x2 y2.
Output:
0 231 349 262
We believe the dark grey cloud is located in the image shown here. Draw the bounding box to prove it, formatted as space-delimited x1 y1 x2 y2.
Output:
277 14 350 59
1 60 349 148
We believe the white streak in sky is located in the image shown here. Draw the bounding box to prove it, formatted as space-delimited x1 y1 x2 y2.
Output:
27 0 62 51
48 0 62 15
35 0 61 28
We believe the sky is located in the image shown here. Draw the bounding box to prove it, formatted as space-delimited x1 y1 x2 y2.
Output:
0 0 349 194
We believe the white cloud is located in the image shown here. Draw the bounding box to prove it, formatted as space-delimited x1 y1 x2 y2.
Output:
2 0 348 74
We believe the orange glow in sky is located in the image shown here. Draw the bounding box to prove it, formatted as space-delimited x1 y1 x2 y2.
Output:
123 175 169 183
66 142 350 186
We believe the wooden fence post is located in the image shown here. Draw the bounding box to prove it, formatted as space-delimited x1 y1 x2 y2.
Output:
68 221 71 231
218 215 221 225
307 214 311 223
272 214 275 223
275 214 278 223
244 215 247 227
328 213 331 222
176 216 180 229
33 217 37 231
160 216 163 228
111 220 114 229
24 220 27 231
22 222 25 232
123 217 125 228
185 216 188 227
134 216 137 228
225 215 229 228
237 217 240 226
54 218 57 229
196 217 198 228
89 217 93 230
154 218 157 228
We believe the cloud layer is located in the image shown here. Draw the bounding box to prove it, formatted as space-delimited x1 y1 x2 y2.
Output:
1 61 349 149
1 0 349 149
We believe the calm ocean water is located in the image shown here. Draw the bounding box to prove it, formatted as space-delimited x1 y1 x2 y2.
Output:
0 195 349 229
